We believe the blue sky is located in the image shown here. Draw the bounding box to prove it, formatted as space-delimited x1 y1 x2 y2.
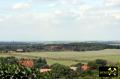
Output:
0 0 120 41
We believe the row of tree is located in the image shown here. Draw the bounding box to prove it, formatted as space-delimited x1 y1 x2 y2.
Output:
0 42 120 52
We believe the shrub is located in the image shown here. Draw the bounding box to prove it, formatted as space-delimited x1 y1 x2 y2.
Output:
88 61 97 67
71 63 83 67
50 63 78 79
0 63 41 79
95 59 107 66
34 58 48 68
0 56 18 64
88 59 107 69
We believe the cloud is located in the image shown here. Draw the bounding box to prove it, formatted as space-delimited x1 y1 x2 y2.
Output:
78 4 92 16
32 0 83 8
0 15 12 22
112 13 120 19
12 3 31 10
0 18 4 22
1 9 120 41
105 0 120 7
0 0 120 41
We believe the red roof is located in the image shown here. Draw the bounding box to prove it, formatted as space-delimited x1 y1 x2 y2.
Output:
81 64 89 71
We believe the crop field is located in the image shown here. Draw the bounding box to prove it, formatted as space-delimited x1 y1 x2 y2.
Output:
0 49 120 66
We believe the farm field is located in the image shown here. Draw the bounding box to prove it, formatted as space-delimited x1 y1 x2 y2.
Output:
0 49 120 66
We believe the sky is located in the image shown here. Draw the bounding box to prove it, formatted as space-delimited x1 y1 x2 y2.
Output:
0 0 120 41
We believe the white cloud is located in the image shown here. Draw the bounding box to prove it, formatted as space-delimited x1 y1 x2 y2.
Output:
0 16 5 22
0 18 4 22
12 3 31 10
59 0 82 5
0 0 120 41
48 3 57 7
112 13 120 19
105 0 120 6
79 5 91 11
0 15 12 22
78 5 92 16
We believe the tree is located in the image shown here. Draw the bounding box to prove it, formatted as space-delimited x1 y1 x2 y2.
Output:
95 59 107 66
0 56 18 64
34 58 48 68
50 63 78 79
0 63 42 79
71 63 83 67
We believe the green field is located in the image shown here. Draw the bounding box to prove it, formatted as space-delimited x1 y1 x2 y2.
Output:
0 49 120 66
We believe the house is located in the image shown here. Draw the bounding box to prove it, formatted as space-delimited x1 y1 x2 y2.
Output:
40 67 78 73
16 49 24 52
19 59 33 68
40 68 51 73
70 67 77 71
39 65 90 73
81 64 89 71
8 50 15 53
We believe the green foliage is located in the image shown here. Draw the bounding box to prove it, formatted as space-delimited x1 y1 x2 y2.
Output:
0 63 41 79
0 56 18 64
85 59 107 78
0 56 117 79
34 58 48 68
0 57 51 79
88 59 107 69
0 42 119 52
50 63 78 79
95 59 107 66
88 61 97 67
71 63 83 67
40 72 52 79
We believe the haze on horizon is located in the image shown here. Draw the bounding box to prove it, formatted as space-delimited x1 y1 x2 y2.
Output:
0 0 120 41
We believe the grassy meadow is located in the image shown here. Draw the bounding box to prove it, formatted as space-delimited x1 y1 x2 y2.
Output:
0 49 120 66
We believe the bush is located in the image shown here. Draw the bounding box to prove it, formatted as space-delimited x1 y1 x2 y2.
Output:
88 61 97 67
95 59 107 66
34 58 48 68
50 63 78 79
0 56 18 64
0 63 41 79
88 59 107 69
71 63 83 67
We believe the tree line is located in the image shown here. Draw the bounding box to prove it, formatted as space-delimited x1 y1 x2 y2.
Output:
0 42 120 52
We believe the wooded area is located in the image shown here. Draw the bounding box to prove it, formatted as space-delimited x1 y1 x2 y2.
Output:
0 42 120 52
